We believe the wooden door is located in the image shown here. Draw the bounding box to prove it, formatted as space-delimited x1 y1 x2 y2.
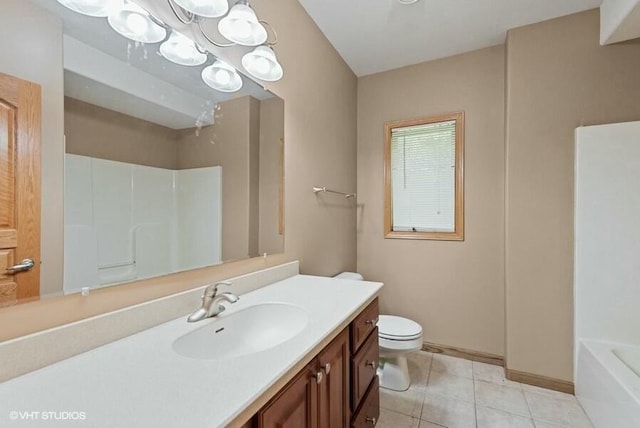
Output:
258 361 319 428
0 72 41 307
318 328 350 428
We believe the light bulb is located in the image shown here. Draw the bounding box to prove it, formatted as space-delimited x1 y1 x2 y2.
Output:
201 60 243 92
214 69 231 85
218 3 267 46
174 0 228 18
108 1 166 43
57 0 120 17
126 13 148 36
232 20 252 40
254 57 270 75
241 45 283 82
160 31 207 66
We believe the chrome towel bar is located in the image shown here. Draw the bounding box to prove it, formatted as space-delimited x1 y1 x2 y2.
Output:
312 186 356 199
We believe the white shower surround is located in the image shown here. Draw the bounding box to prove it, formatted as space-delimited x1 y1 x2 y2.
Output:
574 121 640 427
64 154 222 293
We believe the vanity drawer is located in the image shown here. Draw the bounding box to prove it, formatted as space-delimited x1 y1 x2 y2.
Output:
350 298 379 354
351 376 379 428
351 327 379 410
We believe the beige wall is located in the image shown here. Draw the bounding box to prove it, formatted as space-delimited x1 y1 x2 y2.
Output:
505 9 640 381
0 0 64 298
357 46 506 356
246 0 358 275
259 97 285 255
64 97 179 169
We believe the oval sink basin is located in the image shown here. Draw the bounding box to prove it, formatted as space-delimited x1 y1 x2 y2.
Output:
172 303 308 360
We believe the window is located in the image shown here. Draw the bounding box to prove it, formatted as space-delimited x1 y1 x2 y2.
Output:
384 112 464 240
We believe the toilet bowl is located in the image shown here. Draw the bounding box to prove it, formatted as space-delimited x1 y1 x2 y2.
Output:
377 315 423 391
334 272 423 391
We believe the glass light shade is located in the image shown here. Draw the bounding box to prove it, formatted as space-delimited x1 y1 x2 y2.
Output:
173 0 229 18
201 60 243 92
107 0 166 43
217 3 267 46
160 31 208 66
56 0 119 17
241 45 283 81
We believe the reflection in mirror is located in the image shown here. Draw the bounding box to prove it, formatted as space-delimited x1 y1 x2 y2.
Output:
31 1 283 298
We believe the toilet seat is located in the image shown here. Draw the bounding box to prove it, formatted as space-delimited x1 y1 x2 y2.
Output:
378 315 422 341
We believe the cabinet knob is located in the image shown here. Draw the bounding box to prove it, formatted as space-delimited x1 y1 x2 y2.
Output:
323 362 331 375
365 360 377 370
313 370 323 384
366 416 376 425
365 317 379 326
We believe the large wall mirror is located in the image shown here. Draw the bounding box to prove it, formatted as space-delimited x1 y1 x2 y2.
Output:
1 0 284 307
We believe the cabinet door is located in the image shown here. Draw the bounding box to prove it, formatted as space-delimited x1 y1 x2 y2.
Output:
351 328 379 410
258 361 319 428
351 376 379 428
318 328 350 428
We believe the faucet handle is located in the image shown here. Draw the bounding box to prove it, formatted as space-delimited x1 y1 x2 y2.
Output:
212 281 232 295
214 281 232 289
202 281 233 298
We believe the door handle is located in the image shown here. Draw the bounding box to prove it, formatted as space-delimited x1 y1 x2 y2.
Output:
312 370 323 384
323 362 331 375
5 259 35 274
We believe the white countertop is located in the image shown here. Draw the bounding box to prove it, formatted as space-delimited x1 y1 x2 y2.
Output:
0 275 382 427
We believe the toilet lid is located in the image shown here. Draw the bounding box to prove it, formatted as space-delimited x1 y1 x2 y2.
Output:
378 315 422 340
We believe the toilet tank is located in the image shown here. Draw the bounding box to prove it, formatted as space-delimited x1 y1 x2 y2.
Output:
334 272 364 281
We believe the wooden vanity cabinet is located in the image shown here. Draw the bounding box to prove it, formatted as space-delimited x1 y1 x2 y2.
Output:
257 361 319 428
349 299 380 428
255 298 379 428
351 376 380 428
318 328 350 428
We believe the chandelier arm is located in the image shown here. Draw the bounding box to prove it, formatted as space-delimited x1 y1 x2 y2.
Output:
197 18 236 48
167 0 195 24
259 20 279 46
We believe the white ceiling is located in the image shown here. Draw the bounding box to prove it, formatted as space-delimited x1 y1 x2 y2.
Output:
298 0 602 76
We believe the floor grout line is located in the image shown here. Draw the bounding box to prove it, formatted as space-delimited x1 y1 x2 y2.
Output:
472 360 479 428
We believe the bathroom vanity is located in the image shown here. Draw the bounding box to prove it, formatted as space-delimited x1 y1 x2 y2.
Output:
250 298 380 428
0 270 382 428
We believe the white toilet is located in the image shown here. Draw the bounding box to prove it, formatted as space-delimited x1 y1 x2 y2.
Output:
334 272 424 391
377 315 423 391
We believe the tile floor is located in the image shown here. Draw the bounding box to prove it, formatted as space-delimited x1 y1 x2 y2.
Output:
377 351 593 428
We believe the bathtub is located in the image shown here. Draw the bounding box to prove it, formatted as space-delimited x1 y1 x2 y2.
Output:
576 340 640 428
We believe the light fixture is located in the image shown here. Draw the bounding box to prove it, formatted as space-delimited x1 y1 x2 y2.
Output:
218 1 267 46
201 60 243 92
241 45 283 81
108 0 166 43
160 31 208 66
56 0 119 17
397 0 420 4
172 0 228 18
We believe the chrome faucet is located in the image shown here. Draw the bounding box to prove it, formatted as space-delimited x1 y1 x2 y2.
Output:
187 281 239 323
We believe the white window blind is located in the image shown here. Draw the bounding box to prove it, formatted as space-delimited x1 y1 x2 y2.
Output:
390 120 456 232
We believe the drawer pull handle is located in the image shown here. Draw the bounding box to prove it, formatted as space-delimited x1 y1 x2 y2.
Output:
313 370 323 384
365 317 378 326
365 360 376 370
366 416 376 424
324 362 331 375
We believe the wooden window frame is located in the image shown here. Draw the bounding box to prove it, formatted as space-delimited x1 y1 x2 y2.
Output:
383 112 465 241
